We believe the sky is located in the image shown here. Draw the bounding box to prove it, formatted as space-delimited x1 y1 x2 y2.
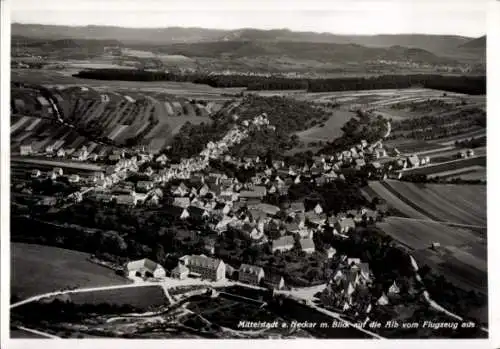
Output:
10 0 487 37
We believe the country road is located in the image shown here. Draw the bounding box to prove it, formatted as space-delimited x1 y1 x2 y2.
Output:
10 277 383 339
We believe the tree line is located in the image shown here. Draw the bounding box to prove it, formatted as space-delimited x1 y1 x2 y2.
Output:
73 69 486 95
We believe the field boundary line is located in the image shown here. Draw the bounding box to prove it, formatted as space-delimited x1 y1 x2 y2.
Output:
379 181 442 221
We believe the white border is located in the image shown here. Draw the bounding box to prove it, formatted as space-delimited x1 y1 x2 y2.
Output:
1 0 12 346
0 1 497 348
486 1 499 347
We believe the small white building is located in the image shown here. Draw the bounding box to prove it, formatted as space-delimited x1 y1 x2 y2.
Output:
20 145 33 156
171 263 190 280
68 174 80 183
126 258 166 279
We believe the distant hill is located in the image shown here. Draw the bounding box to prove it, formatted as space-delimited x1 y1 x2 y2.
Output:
460 36 486 49
11 23 225 44
12 23 474 53
158 41 456 65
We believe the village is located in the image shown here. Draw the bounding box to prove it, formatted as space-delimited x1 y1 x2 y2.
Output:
10 110 436 326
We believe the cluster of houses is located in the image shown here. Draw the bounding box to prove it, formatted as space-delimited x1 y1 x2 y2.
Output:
320 256 401 317
126 255 286 291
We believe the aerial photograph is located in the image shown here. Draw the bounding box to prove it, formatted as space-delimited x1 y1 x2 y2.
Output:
8 0 487 340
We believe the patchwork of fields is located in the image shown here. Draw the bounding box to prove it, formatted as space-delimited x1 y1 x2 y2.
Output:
368 178 487 300
366 180 486 226
378 217 487 295
11 84 225 153
11 243 131 300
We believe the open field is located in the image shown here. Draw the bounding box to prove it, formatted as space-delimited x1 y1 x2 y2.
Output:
12 69 244 97
11 243 130 300
367 180 486 226
378 217 487 296
429 129 487 146
428 166 486 181
378 217 485 250
295 109 355 142
363 181 430 219
68 286 168 310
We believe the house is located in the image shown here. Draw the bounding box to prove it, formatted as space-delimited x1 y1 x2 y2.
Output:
305 211 327 227
56 149 66 158
335 217 356 234
407 155 420 168
72 148 89 161
271 235 295 253
156 154 169 164
115 194 137 206
180 208 190 219
314 203 323 215
37 197 57 207
172 197 190 208
198 184 210 197
263 272 285 290
137 181 154 193
326 246 337 259
377 293 389 306
53 167 63 176
299 238 315 254
284 222 301 234
239 264 265 285
31 169 41 178
172 182 189 196
355 159 366 170
252 203 280 216
179 255 226 281
239 186 266 200
108 154 121 163
289 202 305 213
68 174 80 183
347 258 361 266
126 258 166 279
388 281 400 295
171 263 190 280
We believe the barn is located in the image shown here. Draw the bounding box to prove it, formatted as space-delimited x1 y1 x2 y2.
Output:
126 258 166 279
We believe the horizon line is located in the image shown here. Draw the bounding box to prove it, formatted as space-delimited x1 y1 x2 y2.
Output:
11 22 485 39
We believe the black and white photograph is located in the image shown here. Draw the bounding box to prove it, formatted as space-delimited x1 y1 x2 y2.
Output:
0 0 494 344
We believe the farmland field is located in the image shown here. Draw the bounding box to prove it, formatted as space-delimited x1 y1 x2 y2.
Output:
378 217 487 296
68 285 168 310
12 69 244 96
377 217 484 250
366 180 486 226
385 139 448 154
11 243 131 300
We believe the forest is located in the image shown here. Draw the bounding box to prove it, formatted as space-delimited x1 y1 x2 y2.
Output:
73 69 486 95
